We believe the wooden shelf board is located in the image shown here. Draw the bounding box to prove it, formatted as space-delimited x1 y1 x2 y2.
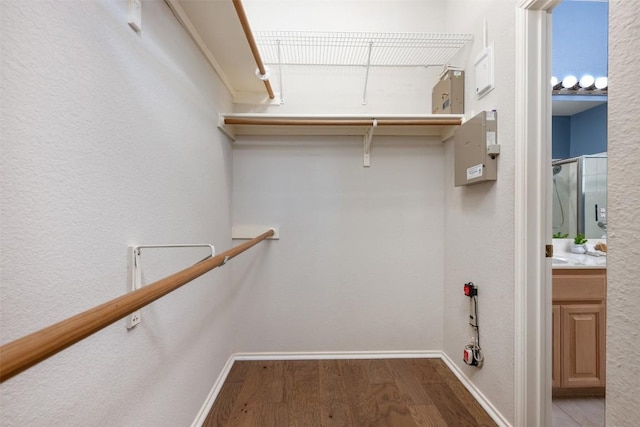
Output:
218 114 463 140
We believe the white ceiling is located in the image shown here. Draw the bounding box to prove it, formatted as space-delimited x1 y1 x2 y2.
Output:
169 0 270 101
552 99 606 116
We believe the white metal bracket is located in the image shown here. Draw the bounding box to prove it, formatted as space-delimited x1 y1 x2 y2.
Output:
126 244 216 329
362 41 374 105
363 119 377 167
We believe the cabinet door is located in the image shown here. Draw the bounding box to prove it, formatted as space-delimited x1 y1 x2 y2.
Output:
552 305 561 388
561 304 606 388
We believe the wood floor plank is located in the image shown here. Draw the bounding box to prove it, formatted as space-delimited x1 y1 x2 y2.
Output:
319 360 356 426
259 361 285 403
371 382 419 426
366 359 395 384
225 360 251 383
285 360 320 426
432 361 497 426
225 362 285 427
203 381 244 427
207 358 497 427
410 358 445 384
340 359 418 426
338 359 381 425
422 382 480 426
258 402 289 426
385 358 433 405
408 404 449 427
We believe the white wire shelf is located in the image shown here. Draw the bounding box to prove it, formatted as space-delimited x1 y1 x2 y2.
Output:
254 31 473 67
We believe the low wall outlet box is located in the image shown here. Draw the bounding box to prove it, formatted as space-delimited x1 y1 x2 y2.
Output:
474 44 494 99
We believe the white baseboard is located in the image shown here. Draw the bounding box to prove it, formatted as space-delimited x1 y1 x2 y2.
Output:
190 354 235 427
192 350 509 427
440 352 512 427
233 350 441 361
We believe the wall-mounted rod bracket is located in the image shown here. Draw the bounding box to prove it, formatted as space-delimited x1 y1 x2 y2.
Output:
363 119 377 167
127 243 216 329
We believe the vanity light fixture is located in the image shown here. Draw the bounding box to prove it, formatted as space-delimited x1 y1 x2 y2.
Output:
595 76 608 90
561 75 579 90
579 74 595 90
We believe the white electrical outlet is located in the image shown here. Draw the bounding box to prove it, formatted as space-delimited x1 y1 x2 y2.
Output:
127 311 141 329
128 0 142 32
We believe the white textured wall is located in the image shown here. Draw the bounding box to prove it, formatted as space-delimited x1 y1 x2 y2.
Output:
231 137 445 353
606 0 640 424
442 1 515 423
229 0 449 353
0 1 233 425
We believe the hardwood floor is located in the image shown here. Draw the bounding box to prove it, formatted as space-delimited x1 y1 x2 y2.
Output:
204 358 497 426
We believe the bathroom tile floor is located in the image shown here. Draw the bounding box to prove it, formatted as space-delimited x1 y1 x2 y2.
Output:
552 397 605 427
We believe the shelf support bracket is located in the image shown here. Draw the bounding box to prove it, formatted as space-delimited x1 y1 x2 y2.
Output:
363 119 377 167
362 41 373 105
277 39 284 104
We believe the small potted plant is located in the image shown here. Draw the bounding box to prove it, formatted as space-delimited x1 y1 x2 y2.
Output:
571 233 588 254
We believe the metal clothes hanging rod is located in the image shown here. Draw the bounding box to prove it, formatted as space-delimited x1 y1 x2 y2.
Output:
0 230 275 383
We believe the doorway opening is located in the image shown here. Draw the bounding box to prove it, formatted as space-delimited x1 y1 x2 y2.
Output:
549 1 608 426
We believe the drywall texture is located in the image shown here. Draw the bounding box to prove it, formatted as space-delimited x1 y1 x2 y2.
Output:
1 1 233 425
230 0 451 354
231 137 445 353
606 0 640 424
443 1 516 423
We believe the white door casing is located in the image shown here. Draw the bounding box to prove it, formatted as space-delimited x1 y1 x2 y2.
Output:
515 0 559 426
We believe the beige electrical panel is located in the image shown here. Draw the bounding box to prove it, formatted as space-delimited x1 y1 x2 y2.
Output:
432 69 464 114
454 111 499 187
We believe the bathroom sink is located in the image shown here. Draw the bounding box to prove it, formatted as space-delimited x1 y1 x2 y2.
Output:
552 257 569 265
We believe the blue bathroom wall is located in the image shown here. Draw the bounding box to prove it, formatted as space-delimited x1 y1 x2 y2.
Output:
552 0 608 80
569 103 608 157
552 116 571 159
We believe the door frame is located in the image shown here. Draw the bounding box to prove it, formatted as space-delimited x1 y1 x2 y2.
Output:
514 0 559 425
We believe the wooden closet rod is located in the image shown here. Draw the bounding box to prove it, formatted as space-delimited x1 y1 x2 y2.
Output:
223 117 463 126
232 0 275 100
0 229 275 383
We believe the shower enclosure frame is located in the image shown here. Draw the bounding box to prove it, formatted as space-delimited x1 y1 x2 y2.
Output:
552 154 607 237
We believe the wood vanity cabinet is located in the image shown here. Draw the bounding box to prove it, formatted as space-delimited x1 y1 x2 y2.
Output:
552 268 606 395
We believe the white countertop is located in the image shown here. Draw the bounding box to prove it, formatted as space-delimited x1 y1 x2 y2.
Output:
551 238 607 269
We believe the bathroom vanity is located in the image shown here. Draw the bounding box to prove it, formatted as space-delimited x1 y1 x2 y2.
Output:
552 266 606 396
